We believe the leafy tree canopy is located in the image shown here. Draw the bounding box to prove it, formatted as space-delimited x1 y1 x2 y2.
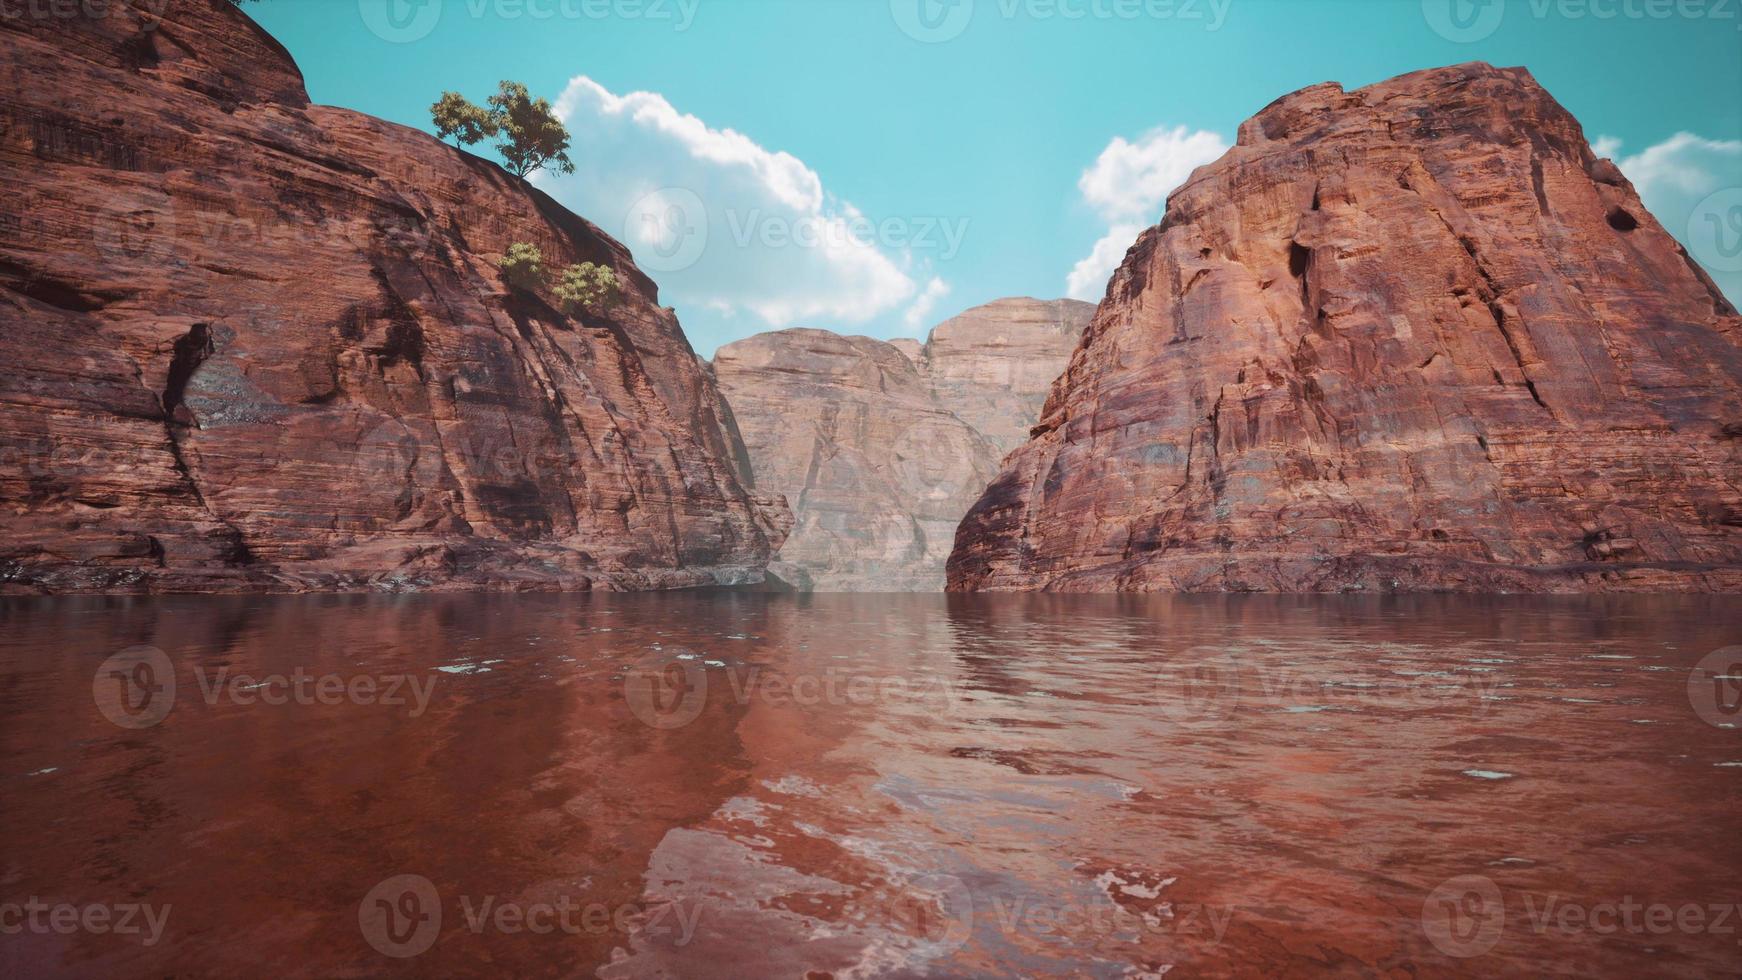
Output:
430 91 499 147
430 82 575 180
486 82 576 179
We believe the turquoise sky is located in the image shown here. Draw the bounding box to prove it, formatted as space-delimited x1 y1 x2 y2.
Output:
246 0 1742 355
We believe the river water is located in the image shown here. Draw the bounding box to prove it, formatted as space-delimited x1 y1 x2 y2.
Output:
1 593 1739 977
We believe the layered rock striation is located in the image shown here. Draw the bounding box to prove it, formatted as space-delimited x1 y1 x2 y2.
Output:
0 0 787 593
715 299 1091 590
949 64 1742 593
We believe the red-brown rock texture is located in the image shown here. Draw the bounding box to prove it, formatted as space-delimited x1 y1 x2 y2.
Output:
715 299 1091 590
949 64 1742 593
0 0 787 593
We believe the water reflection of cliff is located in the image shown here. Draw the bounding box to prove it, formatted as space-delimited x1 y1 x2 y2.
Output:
3 594 1739 976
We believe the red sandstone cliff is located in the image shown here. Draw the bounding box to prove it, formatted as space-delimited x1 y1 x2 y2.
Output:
714 299 1092 590
949 64 1742 593
0 0 787 592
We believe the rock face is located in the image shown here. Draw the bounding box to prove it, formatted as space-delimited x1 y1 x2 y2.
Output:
949 64 1742 593
715 299 1092 590
0 0 787 593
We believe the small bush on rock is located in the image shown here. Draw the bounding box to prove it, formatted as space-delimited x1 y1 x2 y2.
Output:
501 242 546 294
554 263 621 317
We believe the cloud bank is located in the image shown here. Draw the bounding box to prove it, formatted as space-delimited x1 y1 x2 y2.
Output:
1066 126 1229 300
1596 131 1742 306
537 77 939 342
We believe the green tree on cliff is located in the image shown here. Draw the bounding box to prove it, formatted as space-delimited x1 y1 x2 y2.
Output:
430 91 499 148
429 82 574 180
486 82 575 179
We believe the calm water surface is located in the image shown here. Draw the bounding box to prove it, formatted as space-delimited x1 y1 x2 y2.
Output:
1 594 1739 977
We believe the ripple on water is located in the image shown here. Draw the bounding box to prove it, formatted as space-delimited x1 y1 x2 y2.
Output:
1462 769 1515 780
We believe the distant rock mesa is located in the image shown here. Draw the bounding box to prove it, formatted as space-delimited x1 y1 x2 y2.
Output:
948 64 1742 593
716 299 1091 590
0 0 787 593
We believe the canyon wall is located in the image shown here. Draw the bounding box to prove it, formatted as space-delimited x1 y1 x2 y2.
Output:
949 64 1742 593
715 299 1091 590
0 0 787 593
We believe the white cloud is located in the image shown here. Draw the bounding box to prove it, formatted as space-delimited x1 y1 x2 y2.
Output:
1066 222 1147 301
1602 132 1742 306
538 77 929 337
1607 132 1742 200
902 277 951 332
1066 126 1228 300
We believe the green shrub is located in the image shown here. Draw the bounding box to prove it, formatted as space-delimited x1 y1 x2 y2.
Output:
500 242 546 294
554 263 621 317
